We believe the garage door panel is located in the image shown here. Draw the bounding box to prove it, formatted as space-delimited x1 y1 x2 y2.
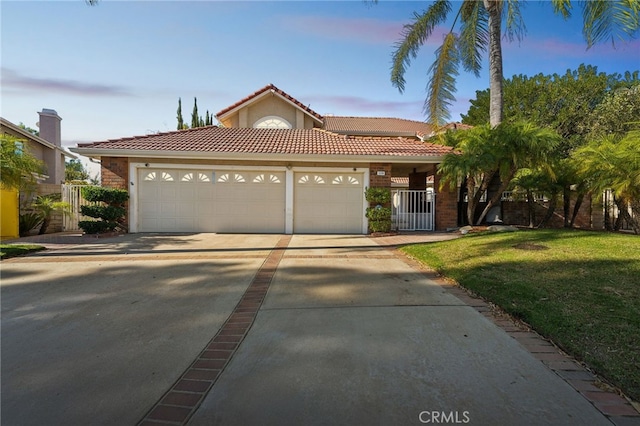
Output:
138 168 284 233
177 187 195 201
294 172 364 234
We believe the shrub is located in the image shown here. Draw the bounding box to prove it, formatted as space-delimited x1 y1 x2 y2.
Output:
366 206 392 222
365 187 391 204
365 187 392 233
368 220 392 233
31 194 70 234
81 186 129 205
78 187 129 234
19 212 43 237
78 220 117 234
80 205 126 221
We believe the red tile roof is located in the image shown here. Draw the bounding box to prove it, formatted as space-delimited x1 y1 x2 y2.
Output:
323 116 436 137
76 126 452 157
390 176 435 185
215 84 323 122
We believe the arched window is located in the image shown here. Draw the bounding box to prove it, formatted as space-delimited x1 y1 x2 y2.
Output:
253 116 292 129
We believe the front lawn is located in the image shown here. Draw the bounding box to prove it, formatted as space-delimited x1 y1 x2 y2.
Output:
0 244 45 259
402 229 640 401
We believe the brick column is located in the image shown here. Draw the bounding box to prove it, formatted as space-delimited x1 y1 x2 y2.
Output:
101 157 129 189
434 167 458 230
101 156 130 230
369 163 392 188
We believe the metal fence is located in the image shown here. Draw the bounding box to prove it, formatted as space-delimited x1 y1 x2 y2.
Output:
391 190 435 231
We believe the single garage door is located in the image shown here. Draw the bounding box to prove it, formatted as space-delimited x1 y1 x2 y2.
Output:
138 168 285 233
294 172 364 233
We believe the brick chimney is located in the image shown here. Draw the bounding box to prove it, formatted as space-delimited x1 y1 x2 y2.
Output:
37 109 65 184
38 108 62 147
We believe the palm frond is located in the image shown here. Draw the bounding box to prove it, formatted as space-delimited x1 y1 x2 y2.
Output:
551 0 573 19
391 0 451 93
458 0 488 76
503 0 527 42
425 32 460 126
582 0 640 47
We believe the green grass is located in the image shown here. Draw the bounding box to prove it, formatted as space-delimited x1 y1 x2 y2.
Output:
402 229 640 401
0 244 45 259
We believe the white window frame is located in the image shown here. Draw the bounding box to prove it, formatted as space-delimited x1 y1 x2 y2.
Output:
253 116 292 129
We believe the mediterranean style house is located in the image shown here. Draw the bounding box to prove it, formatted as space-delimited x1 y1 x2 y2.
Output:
71 84 461 234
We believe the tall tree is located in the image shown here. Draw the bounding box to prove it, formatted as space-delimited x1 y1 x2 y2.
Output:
460 66 639 226
589 83 640 138
461 65 637 153
65 159 90 183
18 122 39 136
388 1 639 127
191 97 199 128
177 97 185 130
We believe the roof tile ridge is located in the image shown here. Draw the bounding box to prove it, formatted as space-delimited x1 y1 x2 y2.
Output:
312 128 343 137
325 116 433 124
91 125 220 145
215 84 275 117
271 86 323 120
216 84 323 121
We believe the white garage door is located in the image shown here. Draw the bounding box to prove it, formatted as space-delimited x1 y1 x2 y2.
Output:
138 168 285 233
294 172 364 233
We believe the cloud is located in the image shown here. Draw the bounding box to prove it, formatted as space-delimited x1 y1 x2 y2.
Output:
307 94 423 116
284 15 447 46
1 68 134 97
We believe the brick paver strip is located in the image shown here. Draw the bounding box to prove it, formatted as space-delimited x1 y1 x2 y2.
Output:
137 235 291 426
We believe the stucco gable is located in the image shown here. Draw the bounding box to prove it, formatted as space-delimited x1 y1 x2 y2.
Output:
216 84 323 129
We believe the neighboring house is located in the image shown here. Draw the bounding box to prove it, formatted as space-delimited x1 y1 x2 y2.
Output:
1 109 75 185
1 109 76 237
71 84 460 234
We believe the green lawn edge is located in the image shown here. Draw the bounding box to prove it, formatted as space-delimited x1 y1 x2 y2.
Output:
0 244 46 259
401 229 640 402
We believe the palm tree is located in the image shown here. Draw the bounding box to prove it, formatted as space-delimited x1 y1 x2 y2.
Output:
31 194 71 235
389 0 640 127
572 130 640 234
438 122 560 224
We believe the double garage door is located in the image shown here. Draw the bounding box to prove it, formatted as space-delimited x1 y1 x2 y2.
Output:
137 168 364 233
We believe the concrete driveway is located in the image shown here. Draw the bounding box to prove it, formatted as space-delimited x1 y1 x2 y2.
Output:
1 233 626 425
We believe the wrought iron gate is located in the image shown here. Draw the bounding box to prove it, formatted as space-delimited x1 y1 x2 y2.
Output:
391 190 435 231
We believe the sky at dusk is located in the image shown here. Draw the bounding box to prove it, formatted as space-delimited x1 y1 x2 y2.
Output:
2 1 639 175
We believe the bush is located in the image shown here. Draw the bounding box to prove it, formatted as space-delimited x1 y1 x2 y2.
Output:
365 187 391 204
366 206 392 222
369 220 392 233
19 212 43 237
81 186 129 205
78 220 117 234
78 186 129 234
365 187 392 233
80 205 126 221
